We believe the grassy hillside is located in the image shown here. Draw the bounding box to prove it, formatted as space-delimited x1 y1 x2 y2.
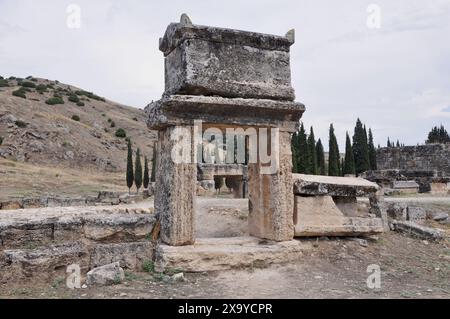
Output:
0 75 157 200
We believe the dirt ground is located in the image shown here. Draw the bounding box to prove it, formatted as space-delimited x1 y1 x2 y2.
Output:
1 196 449 299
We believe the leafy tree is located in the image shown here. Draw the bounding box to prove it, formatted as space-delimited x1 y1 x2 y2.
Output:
135 148 143 193
328 124 340 176
143 156 150 189
315 139 326 176
126 139 134 194
307 127 318 175
368 128 377 170
343 132 356 176
352 119 370 175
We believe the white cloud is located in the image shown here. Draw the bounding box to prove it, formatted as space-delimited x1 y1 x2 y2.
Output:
0 0 449 149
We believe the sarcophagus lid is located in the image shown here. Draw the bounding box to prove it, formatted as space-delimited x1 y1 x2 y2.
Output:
159 14 296 101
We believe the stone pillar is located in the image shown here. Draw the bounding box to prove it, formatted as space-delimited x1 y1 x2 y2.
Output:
155 126 196 246
248 131 294 241
369 193 389 231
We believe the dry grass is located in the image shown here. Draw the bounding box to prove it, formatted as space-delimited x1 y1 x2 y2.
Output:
0 158 127 200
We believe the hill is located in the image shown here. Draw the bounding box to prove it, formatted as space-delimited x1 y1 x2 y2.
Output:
0 75 157 200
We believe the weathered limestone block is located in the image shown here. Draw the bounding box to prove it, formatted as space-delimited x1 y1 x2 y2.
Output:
1 242 89 282
294 196 384 237
368 194 390 231
89 242 154 270
392 221 445 240
386 202 408 221
155 126 196 246
83 213 156 242
86 262 125 286
155 237 310 273
0 207 156 250
293 174 379 197
406 206 426 222
160 19 296 100
248 131 294 241
147 95 305 132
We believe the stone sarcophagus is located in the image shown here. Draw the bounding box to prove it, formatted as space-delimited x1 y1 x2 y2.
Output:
159 14 296 101
147 15 305 246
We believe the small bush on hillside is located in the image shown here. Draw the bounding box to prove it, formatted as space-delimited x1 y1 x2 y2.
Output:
110 121 116 128
45 97 65 105
71 115 80 122
115 128 127 138
12 88 27 99
8 76 16 80
75 90 106 102
76 101 85 107
0 79 9 87
133 117 138 122
36 84 48 93
0 136 3 146
20 81 36 89
107 118 112 123
68 95 80 103
15 120 28 128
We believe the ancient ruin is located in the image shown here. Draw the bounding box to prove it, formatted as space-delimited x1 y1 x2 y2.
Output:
147 14 305 245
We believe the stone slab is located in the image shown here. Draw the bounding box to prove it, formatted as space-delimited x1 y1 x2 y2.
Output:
294 196 384 237
293 174 379 197
392 221 445 240
155 236 310 273
147 95 305 132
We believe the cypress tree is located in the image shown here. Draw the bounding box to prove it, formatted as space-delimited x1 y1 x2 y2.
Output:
368 128 377 170
328 124 340 176
352 119 370 175
307 127 318 175
387 137 391 148
143 156 150 189
135 148 143 193
343 132 356 176
150 147 157 183
297 123 309 173
126 139 134 194
316 139 326 176
291 132 299 173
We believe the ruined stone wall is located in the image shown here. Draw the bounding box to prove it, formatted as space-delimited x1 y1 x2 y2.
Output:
377 144 450 175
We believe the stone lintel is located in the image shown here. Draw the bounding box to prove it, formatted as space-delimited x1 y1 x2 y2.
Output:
147 95 305 132
293 174 379 197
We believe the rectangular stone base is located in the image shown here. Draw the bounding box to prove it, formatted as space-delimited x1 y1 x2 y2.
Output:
155 236 311 273
294 196 384 237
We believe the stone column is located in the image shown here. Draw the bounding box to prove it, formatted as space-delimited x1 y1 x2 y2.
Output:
248 131 294 241
155 126 196 246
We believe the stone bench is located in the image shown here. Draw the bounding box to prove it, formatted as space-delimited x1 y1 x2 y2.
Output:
293 174 387 237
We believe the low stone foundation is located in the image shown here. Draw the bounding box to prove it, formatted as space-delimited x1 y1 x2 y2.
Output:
0 206 156 283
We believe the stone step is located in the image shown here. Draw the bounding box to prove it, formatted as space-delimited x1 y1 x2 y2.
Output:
155 236 311 273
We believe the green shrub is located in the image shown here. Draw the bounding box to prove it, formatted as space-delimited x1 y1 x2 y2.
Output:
30 78 38 82
115 128 127 138
45 97 65 105
15 120 28 128
0 136 3 146
76 101 85 107
36 84 48 93
0 79 9 87
8 76 16 80
107 118 112 123
12 88 26 99
0 76 3 79
71 115 80 122
20 81 36 89
110 121 116 128
133 117 138 122
68 95 80 103
74 90 105 102
142 261 155 273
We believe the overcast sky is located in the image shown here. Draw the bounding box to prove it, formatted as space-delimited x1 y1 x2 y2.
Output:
1 0 449 150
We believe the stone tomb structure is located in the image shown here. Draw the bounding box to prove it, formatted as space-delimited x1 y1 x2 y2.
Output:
147 15 305 246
